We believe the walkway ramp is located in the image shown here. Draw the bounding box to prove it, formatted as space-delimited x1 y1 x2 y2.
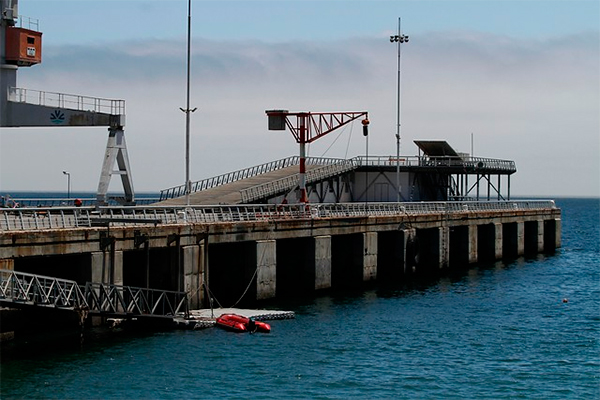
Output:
158 165 302 206
159 159 357 205
0 269 188 320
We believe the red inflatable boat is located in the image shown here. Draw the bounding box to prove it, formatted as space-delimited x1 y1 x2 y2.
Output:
215 314 271 333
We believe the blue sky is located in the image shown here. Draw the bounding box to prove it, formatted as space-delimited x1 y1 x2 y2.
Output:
21 1 599 43
2 0 599 197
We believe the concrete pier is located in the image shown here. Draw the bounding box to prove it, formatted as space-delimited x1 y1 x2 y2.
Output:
182 244 202 310
363 232 378 282
314 236 332 290
0 203 561 307
256 240 276 300
91 250 123 286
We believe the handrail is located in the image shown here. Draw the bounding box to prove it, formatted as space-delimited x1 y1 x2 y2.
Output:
159 156 347 201
0 269 86 308
17 15 40 31
160 156 298 200
240 158 358 203
8 87 125 115
0 269 188 318
357 155 516 172
4 197 159 208
0 201 557 231
84 282 188 318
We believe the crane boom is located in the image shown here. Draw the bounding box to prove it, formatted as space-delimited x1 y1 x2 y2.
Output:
266 110 370 203
277 111 368 143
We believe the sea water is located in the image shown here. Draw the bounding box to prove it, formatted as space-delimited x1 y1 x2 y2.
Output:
1 198 598 399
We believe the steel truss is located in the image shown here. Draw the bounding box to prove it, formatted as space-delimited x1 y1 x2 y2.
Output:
0 269 188 319
410 170 511 202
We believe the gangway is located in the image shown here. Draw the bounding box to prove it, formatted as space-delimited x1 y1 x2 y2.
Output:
240 158 358 203
0 269 189 320
159 156 349 201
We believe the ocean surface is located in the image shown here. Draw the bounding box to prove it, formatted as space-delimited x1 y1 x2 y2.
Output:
1 197 598 399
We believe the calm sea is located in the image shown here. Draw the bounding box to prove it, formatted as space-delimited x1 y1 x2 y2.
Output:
1 197 598 399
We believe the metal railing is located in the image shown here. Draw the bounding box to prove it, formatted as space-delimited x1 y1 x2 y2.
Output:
160 156 298 200
0 200 556 231
6 197 160 208
159 156 346 200
17 15 40 31
0 269 86 309
357 155 516 172
8 87 125 116
84 282 188 318
0 269 188 318
240 158 358 203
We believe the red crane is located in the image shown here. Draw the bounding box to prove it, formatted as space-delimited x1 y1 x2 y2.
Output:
266 110 369 203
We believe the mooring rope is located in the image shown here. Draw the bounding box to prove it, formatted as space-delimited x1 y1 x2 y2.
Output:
229 266 259 308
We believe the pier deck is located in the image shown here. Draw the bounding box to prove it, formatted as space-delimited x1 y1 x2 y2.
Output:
0 200 561 311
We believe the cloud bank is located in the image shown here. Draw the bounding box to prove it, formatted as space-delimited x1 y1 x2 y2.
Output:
1 30 598 197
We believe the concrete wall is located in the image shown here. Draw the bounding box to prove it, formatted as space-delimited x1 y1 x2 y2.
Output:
363 232 378 281
313 236 332 290
0 209 562 306
256 240 276 300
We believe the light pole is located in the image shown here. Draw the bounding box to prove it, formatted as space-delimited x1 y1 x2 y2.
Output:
62 170 71 199
390 18 409 202
180 0 197 206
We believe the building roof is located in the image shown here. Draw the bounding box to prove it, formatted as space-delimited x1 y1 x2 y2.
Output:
414 140 460 158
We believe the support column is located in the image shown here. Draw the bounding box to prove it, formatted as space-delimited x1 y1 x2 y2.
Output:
199 241 207 308
113 251 123 286
517 222 525 256
363 232 378 281
468 225 478 264
256 240 276 300
91 250 123 285
537 220 545 253
403 228 416 274
96 127 135 206
555 218 562 249
439 227 450 268
182 245 201 310
90 250 121 324
314 235 332 290
0 259 14 270
494 223 503 260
